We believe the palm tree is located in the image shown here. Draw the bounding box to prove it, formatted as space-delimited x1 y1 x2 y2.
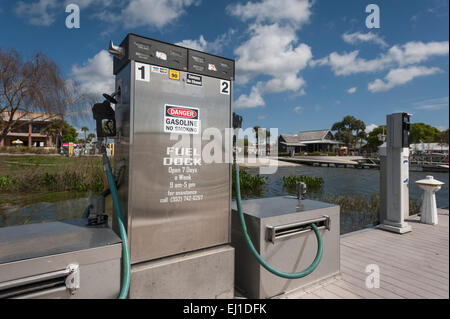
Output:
41 119 67 147
265 129 271 155
253 126 261 157
81 126 89 143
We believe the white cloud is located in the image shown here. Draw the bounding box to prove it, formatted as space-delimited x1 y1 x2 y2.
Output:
388 41 449 66
235 24 312 83
228 1 314 109
71 50 114 97
15 0 58 26
117 0 200 29
368 66 442 92
176 35 208 52
233 23 312 107
314 50 388 76
227 0 312 28
347 87 357 94
63 0 112 9
413 97 449 111
365 124 378 133
343 32 388 47
263 74 306 93
175 29 235 54
234 86 265 109
293 106 303 114
313 41 449 76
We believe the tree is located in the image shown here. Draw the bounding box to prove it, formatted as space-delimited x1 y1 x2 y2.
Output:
40 119 67 146
253 126 261 157
87 133 96 143
331 115 366 149
366 123 444 151
409 123 441 144
81 126 89 144
438 129 449 145
62 123 78 143
0 49 85 146
366 125 386 152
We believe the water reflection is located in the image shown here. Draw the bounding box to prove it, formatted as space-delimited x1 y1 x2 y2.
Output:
245 166 449 208
1 166 448 232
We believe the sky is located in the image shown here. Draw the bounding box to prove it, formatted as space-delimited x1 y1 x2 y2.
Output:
1 0 449 138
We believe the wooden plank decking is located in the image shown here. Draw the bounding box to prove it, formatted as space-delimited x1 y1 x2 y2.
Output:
285 209 449 299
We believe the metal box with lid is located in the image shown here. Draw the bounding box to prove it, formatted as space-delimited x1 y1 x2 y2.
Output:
231 197 340 299
112 33 235 298
0 220 121 299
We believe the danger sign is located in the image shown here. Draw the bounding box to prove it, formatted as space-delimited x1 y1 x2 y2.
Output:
164 104 200 135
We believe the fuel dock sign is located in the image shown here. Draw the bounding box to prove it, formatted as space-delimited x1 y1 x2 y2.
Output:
164 104 200 135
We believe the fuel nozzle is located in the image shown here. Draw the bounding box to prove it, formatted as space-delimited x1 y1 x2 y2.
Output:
92 89 120 142
296 182 307 201
232 112 243 161
233 112 243 130
86 195 109 227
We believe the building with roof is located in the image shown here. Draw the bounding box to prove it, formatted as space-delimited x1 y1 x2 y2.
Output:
0 112 61 147
278 129 343 154
410 142 449 154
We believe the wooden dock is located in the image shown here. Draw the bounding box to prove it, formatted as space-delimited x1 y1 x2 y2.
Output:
284 209 449 299
278 156 379 169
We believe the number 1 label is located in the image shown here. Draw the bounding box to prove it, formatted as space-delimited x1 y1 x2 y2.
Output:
136 62 150 82
220 80 230 95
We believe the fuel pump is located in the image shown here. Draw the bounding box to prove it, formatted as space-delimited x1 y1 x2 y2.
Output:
108 33 235 298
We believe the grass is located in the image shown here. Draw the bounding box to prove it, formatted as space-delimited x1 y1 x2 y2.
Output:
0 146 57 154
232 165 267 198
308 193 423 233
0 155 105 193
282 175 324 192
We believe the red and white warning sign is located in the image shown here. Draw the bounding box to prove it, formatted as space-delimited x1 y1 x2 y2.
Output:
208 63 217 71
164 104 200 135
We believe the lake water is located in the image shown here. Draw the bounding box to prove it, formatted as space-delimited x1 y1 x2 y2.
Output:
246 166 449 208
0 166 448 229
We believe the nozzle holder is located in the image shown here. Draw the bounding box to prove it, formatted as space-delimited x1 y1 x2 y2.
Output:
296 182 307 200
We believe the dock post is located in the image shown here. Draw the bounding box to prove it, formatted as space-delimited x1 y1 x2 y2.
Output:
379 113 412 234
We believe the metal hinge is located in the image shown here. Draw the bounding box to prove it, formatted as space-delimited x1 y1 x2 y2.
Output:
65 264 80 295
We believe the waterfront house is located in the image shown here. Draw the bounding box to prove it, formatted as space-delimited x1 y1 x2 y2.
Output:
278 129 343 154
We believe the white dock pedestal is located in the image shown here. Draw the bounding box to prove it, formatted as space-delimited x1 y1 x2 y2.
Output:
415 176 445 225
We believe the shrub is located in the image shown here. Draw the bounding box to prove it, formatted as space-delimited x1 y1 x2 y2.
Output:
232 166 267 198
282 175 324 192
0 158 105 193
0 175 19 191
0 146 57 154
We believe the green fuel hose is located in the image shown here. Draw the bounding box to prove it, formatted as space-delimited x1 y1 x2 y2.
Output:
234 162 323 279
102 154 131 299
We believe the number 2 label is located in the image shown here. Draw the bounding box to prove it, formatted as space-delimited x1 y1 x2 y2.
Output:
220 80 230 95
136 62 150 82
